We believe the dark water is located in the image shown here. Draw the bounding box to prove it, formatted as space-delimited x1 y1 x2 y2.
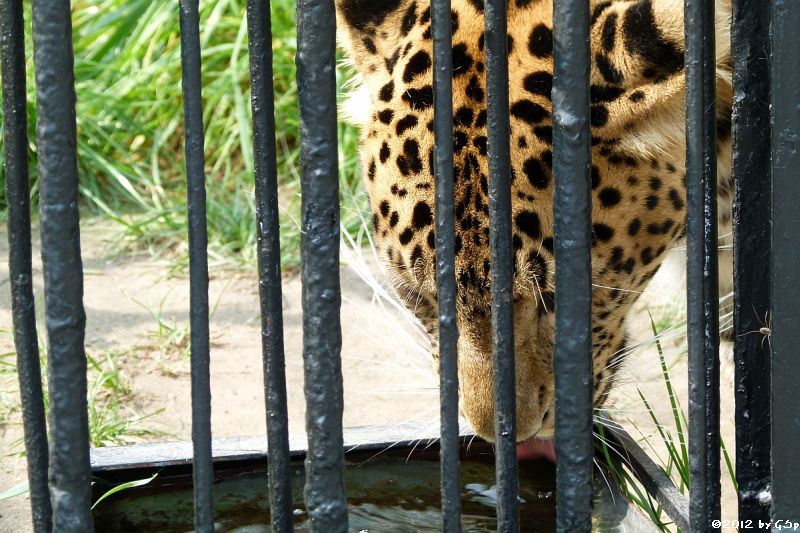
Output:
93 448 556 532
92 448 652 532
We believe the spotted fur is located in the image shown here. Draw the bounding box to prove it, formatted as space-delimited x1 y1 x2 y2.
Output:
336 0 733 441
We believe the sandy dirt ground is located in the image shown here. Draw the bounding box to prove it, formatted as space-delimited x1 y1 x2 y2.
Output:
0 220 739 531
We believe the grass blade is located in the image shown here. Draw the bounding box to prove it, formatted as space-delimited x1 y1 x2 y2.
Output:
91 473 158 510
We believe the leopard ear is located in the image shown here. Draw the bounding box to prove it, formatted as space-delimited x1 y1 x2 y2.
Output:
336 0 415 75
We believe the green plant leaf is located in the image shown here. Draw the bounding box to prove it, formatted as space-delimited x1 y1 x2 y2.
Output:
720 438 738 493
649 312 689 477
92 473 158 510
0 481 29 501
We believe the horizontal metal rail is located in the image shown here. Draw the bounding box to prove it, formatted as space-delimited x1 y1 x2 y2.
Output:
600 418 690 532
90 421 473 472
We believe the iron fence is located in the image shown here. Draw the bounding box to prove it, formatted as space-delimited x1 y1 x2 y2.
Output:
1 0 799 531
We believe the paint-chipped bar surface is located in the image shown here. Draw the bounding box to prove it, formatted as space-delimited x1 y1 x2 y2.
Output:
1 1 51 531
178 1 215 531
430 0 462 530
246 1 294 531
684 0 721 529
29 0 93 530
484 1 519 531
552 0 595 530
295 0 348 531
770 0 800 523
731 0 771 523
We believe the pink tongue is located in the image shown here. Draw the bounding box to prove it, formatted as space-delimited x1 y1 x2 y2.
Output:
516 438 556 463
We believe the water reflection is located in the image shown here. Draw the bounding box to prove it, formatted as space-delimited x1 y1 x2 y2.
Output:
93 447 658 532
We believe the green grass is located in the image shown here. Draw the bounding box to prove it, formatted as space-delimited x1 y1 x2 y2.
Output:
85 351 166 447
133 291 191 363
131 286 231 377
1 470 159 508
0 0 368 270
597 315 737 532
0 348 19 428
0 327 164 450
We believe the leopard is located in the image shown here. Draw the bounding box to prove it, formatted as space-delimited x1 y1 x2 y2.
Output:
333 0 734 452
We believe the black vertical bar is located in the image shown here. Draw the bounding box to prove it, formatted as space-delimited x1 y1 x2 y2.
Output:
684 0 721 530
29 0 93 530
430 0 462 531
178 1 214 531
770 0 800 523
0 1 52 531
484 1 518 531
551 0 594 530
295 1 347 531
731 0 771 522
245 1 294 531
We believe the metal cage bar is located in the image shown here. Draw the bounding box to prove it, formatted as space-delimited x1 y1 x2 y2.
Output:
177 1 215 530
731 0 772 522
245 1 294 531
8 0 800 529
430 0 463 530
684 0 722 529
29 0 93 530
484 1 519 530
295 0 348 530
0 1 51 531
770 0 800 522
551 0 594 529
